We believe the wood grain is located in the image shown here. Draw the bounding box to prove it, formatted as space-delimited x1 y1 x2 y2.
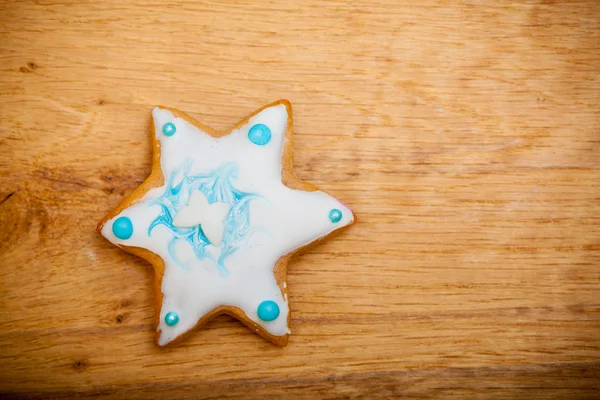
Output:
0 0 599 398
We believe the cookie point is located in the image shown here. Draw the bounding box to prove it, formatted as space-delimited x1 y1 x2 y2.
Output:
277 99 292 110
152 106 165 118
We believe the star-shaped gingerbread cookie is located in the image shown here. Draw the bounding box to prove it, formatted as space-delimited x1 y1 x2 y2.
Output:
97 100 355 346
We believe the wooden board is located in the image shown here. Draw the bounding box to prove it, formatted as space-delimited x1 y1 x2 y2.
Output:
1 0 599 398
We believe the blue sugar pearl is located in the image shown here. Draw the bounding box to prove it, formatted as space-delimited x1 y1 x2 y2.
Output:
248 124 271 146
112 216 133 240
162 122 176 137
329 208 342 223
257 300 280 322
165 312 179 326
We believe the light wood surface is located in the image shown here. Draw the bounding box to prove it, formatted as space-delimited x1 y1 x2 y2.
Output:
1 0 599 398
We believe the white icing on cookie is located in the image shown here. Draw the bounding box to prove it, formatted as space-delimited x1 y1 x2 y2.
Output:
101 103 354 345
173 191 230 246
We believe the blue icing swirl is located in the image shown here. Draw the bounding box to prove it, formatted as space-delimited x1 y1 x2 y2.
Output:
148 160 260 276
